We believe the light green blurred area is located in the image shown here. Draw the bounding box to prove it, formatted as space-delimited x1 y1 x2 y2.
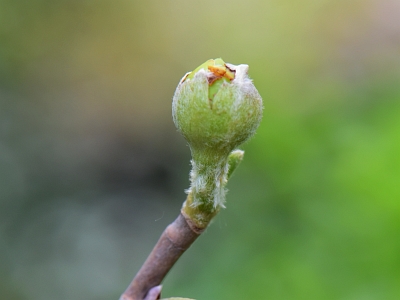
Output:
1 0 400 299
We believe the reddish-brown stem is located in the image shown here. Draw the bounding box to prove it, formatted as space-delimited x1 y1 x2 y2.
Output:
120 212 201 300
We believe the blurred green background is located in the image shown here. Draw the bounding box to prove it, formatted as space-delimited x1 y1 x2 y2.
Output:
1 0 400 299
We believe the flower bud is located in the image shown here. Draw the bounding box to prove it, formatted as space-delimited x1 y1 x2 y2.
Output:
172 58 263 156
172 59 263 227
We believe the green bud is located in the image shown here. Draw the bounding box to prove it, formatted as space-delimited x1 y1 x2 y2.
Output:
172 58 263 228
173 58 262 154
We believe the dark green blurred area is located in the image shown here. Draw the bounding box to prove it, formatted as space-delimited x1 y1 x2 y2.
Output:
1 0 399 299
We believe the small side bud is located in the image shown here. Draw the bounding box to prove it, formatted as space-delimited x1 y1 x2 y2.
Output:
227 150 245 179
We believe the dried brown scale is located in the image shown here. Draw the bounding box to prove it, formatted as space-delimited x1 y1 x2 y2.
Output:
208 65 226 77
224 63 236 74
206 73 221 85
119 213 200 300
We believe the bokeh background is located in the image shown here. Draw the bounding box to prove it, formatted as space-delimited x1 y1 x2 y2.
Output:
1 0 400 299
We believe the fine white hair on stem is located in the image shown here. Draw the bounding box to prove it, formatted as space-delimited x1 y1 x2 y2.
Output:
186 156 230 209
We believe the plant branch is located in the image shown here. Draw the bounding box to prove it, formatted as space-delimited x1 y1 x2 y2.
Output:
119 150 244 299
119 212 202 300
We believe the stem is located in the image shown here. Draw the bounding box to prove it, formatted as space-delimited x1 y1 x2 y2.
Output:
181 192 220 229
119 213 202 300
119 150 244 299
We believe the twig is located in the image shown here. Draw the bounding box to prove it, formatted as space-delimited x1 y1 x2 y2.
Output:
119 213 201 300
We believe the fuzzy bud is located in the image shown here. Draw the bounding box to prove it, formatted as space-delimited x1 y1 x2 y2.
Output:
172 58 263 155
172 58 263 227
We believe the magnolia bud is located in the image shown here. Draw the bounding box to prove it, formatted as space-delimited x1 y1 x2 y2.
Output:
172 58 263 227
172 58 263 156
